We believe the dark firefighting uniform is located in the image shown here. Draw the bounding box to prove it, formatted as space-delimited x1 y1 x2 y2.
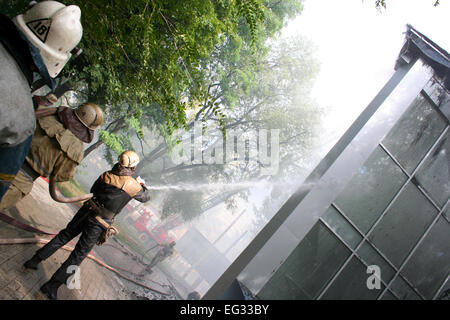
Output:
34 164 151 285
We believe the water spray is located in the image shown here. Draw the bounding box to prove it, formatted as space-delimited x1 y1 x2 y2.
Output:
143 181 269 192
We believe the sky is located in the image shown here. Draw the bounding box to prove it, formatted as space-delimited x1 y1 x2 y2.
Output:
284 0 450 153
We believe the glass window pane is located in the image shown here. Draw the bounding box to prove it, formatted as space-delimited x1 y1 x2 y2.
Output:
258 222 351 299
369 182 438 268
321 256 384 300
382 94 447 174
401 217 450 299
415 132 450 208
334 146 407 234
380 290 398 300
423 79 450 122
322 206 362 249
436 277 450 300
389 276 422 300
356 241 396 284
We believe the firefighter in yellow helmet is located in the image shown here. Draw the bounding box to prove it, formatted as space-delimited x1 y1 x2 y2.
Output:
23 150 151 300
0 1 83 202
0 101 103 211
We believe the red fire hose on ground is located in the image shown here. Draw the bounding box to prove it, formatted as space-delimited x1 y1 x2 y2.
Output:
0 210 172 297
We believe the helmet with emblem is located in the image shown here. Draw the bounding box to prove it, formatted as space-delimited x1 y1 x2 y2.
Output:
13 1 83 78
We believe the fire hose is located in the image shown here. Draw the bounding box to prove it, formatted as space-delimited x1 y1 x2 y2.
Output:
0 211 171 297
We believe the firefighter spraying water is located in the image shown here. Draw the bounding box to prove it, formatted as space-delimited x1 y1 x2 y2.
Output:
23 150 152 300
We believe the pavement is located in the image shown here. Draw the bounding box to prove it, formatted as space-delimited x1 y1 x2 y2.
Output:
0 178 181 300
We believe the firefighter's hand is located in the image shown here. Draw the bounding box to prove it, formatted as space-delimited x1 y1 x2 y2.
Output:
45 93 58 105
34 93 58 106
136 176 146 186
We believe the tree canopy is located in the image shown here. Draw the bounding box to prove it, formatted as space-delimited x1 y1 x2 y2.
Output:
1 0 321 221
2 0 302 154
9 0 432 222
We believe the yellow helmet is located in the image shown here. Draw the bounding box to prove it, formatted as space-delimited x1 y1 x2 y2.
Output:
13 1 83 78
119 150 140 168
74 103 103 130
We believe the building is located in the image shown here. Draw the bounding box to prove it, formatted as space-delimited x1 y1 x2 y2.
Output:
204 25 450 300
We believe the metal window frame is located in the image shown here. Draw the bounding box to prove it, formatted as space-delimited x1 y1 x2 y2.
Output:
316 100 449 299
318 218 401 299
204 41 449 299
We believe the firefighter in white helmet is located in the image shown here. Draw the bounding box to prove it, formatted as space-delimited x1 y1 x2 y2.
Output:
24 150 151 300
0 1 83 202
13 1 83 78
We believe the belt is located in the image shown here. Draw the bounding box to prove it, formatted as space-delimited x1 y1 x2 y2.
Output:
86 199 116 220
85 199 113 230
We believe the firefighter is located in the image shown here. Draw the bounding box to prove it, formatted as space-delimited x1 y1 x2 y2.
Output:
143 241 176 275
0 1 83 201
0 101 103 211
23 150 151 300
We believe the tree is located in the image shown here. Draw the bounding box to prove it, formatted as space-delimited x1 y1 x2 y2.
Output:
2 1 319 222
1 0 281 155
136 32 321 221
79 0 304 159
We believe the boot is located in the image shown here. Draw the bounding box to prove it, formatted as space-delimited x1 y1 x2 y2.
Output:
23 254 42 270
40 278 62 300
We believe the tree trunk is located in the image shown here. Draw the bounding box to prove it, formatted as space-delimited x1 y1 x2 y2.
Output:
84 139 105 158
83 116 127 158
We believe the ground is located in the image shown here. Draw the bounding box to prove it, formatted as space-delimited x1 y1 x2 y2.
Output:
0 178 182 300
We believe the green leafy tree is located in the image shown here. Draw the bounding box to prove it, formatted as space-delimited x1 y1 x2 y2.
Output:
2 0 284 154
1 1 317 222
139 32 321 221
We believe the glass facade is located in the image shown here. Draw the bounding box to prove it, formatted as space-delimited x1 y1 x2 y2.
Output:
258 221 351 299
258 84 450 300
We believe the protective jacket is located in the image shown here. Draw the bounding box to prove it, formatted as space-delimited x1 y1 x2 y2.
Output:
32 164 151 287
26 111 84 182
0 110 85 210
0 14 54 201
90 164 151 218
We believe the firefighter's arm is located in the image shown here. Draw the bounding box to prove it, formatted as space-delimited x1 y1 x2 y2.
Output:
134 187 151 203
34 93 57 106
134 176 151 202
34 93 74 118
34 94 58 118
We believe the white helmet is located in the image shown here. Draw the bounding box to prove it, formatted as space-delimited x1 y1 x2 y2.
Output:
13 1 83 78
74 103 104 130
119 151 140 168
